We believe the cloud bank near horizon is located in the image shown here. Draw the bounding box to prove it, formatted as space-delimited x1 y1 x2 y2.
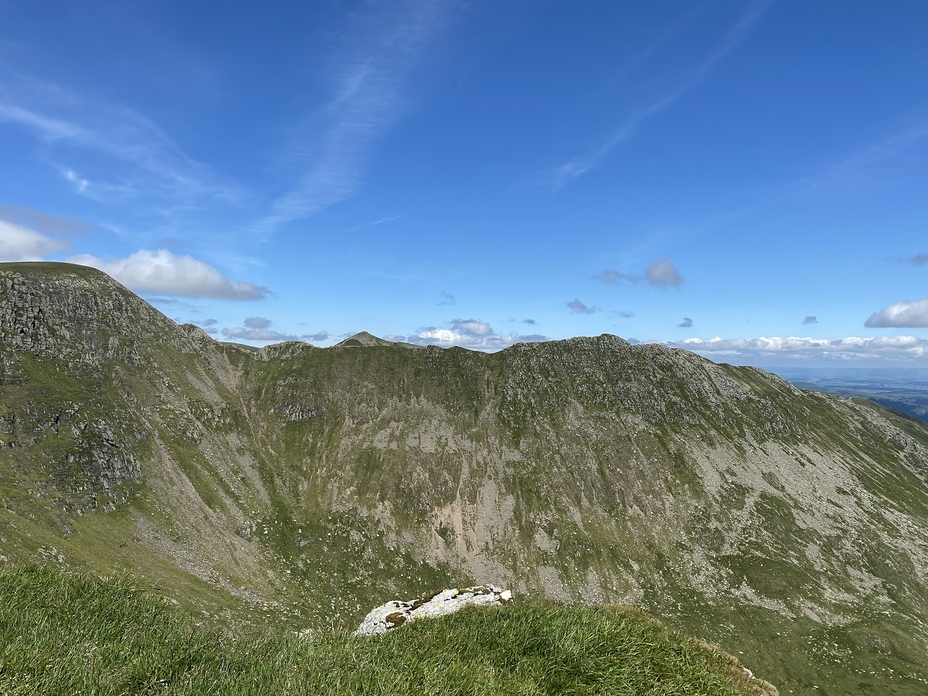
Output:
395 317 548 351
662 335 928 363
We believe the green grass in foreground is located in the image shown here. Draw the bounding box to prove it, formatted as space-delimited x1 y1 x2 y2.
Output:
0 565 773 695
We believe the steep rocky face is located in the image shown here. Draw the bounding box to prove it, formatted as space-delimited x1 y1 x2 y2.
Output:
2 262 928 694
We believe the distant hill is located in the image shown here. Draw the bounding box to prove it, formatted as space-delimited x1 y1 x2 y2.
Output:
2 262 928 693
772 367 928 424
335 330 424 349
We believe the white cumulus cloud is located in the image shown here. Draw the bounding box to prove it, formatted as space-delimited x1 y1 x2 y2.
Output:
451 318 493 336
302 330 330 343
0 220 71 261
407 318 548 352
244 316 273 329
221 316 300 342
68 249 269 300
865 299 928 328
221 325 298 342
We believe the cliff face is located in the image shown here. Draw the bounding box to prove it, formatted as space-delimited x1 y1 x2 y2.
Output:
1 262 927 694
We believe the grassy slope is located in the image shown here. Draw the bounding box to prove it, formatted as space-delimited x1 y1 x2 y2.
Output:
0 565 773 696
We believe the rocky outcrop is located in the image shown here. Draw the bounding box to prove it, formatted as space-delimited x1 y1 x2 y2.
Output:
355 585 514 636
0 263 200 371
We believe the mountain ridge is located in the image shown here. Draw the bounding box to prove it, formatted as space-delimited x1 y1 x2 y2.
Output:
2 262 928 693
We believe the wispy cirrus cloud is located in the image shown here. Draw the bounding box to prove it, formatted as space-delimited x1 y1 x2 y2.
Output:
789 121 928 195
0 70 241 211
549 0 772 188
0 102 91 141
256 0 463 238
613 0 721 82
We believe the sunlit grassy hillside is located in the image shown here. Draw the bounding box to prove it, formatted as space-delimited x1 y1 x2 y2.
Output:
0 565 774 695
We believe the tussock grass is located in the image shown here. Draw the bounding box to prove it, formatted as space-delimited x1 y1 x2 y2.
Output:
0 565 772 695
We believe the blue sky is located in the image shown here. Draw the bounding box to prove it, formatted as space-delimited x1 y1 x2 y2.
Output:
2 0 928 367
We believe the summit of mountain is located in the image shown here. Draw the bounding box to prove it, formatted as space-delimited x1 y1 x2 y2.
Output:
334 330 425 350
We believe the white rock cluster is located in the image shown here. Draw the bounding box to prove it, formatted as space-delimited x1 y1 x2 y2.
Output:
355 585 513 636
